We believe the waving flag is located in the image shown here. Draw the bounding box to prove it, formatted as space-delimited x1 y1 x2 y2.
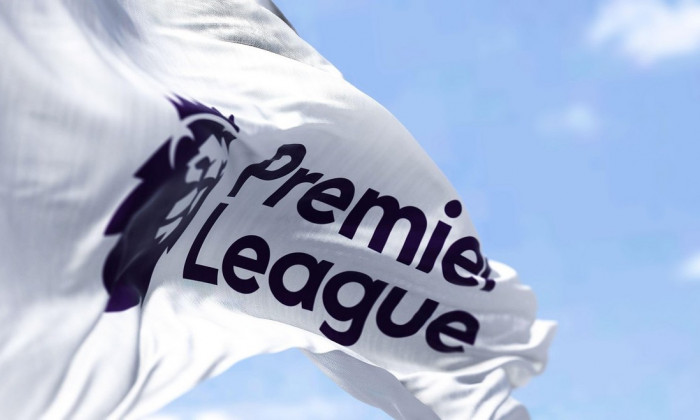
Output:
0 1 555 419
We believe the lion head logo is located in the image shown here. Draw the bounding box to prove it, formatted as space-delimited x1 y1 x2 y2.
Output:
102 97 239 312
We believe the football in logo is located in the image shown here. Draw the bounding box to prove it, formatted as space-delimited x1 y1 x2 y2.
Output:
102 98 239 312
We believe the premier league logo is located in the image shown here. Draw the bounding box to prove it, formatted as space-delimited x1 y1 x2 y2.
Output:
102 97 239 311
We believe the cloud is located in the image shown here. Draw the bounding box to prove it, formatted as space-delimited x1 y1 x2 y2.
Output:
588 0 700 65
537 103 600 137
679 251 700 280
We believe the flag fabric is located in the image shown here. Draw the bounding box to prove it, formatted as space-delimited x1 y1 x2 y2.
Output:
0 1 556 419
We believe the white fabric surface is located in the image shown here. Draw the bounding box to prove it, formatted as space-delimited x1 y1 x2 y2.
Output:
0 1 555 419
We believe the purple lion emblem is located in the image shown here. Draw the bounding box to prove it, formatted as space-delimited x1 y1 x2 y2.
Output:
103 97 239 312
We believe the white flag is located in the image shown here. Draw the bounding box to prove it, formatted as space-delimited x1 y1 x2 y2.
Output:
0 1 556 419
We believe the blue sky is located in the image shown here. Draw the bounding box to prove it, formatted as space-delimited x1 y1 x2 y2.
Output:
152 1 700 419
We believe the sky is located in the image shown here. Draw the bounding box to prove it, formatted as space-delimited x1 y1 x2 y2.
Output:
151 1 700 419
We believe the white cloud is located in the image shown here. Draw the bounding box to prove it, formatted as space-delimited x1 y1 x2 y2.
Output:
537 103 600 137
679 251 700 280
588 0 700 65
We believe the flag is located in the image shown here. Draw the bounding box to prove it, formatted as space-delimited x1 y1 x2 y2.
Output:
0 1 556 418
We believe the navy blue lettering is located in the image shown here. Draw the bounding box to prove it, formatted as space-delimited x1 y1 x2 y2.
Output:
228 144 306 197
221 235 270 294
339 189 427 266
183 202 228 284
263 168 323 207
376 287 439 338
481 258 495 292
320 271 388 346
297 177 355 224
416 200 462 273
441 236 484 287
426 310 480 353
269 252 333 310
